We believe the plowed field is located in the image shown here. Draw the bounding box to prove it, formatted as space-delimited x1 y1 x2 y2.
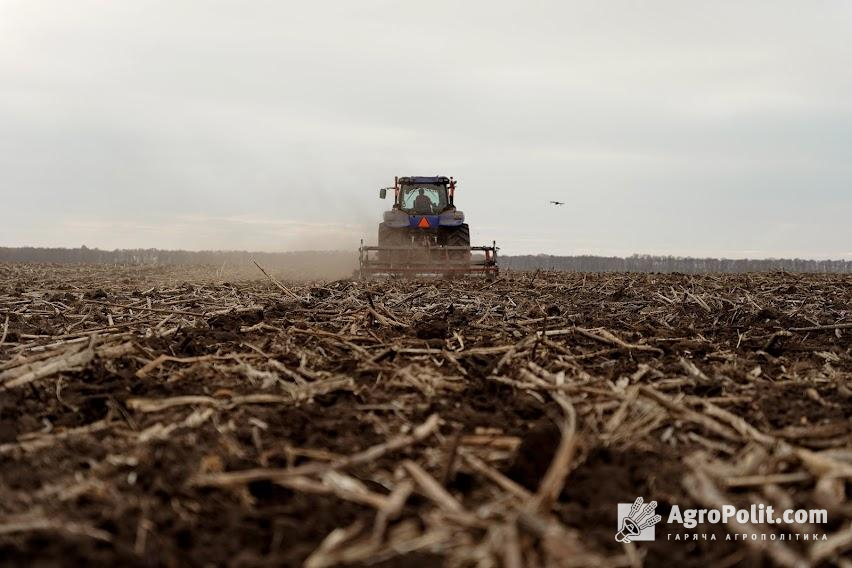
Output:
1 264 850 567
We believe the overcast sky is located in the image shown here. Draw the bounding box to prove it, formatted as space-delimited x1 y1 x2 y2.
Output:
1 1 850 258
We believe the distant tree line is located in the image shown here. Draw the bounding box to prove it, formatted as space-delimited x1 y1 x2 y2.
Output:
0 246 359 279
501 254 852 274
1 247 850 274
0 246 349 267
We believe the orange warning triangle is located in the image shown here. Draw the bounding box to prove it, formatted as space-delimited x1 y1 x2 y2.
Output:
417 217 431 229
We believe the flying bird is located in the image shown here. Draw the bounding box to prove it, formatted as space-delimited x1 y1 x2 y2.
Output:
549 201 565 206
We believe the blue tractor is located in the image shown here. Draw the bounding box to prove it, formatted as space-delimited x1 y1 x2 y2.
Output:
359 176 498 277
379 176 469 249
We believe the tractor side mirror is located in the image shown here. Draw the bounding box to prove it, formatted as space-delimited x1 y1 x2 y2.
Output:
379 188 387 199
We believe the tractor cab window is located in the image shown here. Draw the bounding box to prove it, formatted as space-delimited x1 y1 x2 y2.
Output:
399 185 447 214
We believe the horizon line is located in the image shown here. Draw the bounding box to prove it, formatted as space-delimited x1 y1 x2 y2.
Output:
1 245 851 264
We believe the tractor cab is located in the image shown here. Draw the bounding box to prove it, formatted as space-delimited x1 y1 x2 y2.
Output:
399 184 448 215
380 176 455 215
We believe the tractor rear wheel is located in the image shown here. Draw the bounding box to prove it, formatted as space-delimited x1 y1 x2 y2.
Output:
443 223 470 247
440 224 471 266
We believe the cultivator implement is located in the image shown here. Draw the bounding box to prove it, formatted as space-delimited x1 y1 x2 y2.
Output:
358 240 498 278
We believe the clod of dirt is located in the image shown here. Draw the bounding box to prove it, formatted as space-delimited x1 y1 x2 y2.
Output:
207 308 264 332
175 328 242 356
0 419 17 444
414 319 448 339
505 418 561 490
309 287 333 300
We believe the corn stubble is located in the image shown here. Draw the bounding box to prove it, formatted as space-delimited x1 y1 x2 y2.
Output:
0 263 850 566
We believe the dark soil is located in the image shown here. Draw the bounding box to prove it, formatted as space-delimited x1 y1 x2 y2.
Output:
0 264 850 566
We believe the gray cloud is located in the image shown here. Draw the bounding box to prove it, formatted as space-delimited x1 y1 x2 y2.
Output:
1 0 850 258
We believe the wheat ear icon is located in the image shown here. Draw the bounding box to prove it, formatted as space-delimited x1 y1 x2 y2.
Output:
616 497 662 543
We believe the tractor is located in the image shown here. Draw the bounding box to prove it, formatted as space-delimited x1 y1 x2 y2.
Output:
359 176 498 277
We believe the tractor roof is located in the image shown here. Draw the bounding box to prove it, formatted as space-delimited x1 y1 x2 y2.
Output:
398 176 449 186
